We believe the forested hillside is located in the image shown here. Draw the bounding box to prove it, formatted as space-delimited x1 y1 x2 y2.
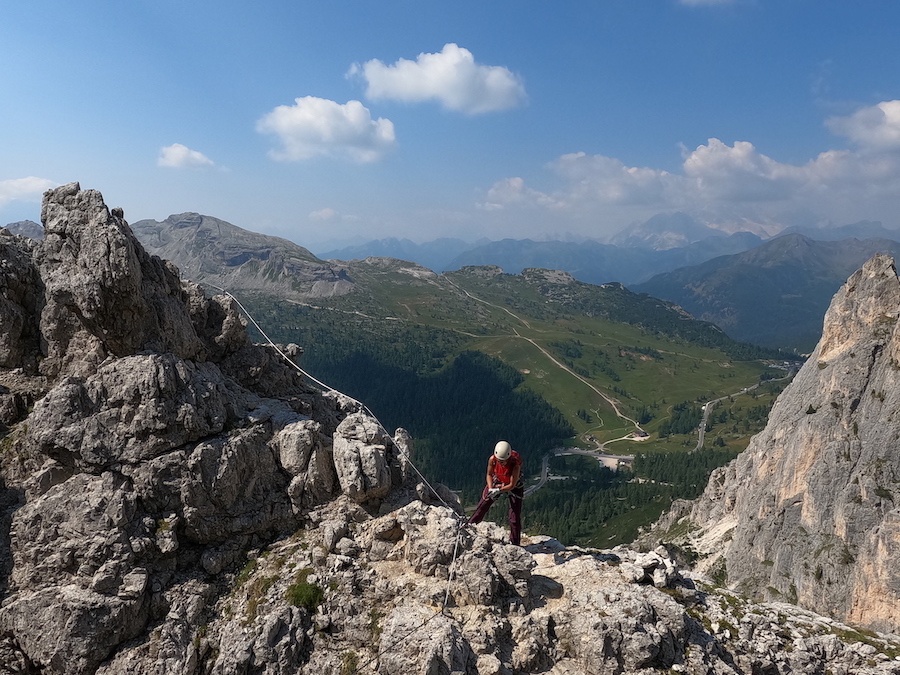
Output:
527 448 741 545
241 283 791 545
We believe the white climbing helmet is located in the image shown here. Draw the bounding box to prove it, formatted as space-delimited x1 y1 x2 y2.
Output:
494 440 511 460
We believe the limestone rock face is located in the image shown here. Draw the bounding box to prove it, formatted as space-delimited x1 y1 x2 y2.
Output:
1 184 899 674
35 184 217 378
669 254 900 634
0 232 41 374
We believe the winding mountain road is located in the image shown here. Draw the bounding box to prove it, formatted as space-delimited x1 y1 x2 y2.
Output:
445 279 654 498
693 370 795 452
446 278 643 432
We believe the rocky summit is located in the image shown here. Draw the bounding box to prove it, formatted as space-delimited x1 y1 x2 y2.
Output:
1 183 899 674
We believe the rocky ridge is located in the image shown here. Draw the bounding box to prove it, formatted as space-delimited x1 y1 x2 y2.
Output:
0 183 898 674
130 212 353 300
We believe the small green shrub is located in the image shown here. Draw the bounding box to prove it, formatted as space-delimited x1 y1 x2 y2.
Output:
341 650 359 675
710 558 727 586
285 568 324 611
245 576 276 624
235 559 258 588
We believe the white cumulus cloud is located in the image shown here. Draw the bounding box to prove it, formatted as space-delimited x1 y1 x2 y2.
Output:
256 97 396 163
157 143 215 168
551 152 676 205
479 176 567 212
826 100 900 151
682 138 804 202
481 154 675 214
477 99 900 235
0 176 56 207
349 43 526 115
309 207 339 222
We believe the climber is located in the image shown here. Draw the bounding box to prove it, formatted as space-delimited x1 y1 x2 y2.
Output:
465 440 524 545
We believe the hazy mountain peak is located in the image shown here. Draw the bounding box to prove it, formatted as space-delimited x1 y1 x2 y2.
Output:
130 212 351 299
610 212 721 250
2 219 43 240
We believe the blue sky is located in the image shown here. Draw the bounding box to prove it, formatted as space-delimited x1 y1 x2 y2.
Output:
3 1 900 250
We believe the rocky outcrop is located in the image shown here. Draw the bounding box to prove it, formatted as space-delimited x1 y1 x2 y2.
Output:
1 184 899 674
657 254 900 634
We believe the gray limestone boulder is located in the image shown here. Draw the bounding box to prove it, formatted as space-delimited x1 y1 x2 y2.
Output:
333 412 395 504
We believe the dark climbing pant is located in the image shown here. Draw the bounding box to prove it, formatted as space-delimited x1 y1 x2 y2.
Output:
467 484 524 545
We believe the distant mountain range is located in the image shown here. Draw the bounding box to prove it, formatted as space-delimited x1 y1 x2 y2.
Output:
440 232 764 285
11 210 900 353
317 212 900 288
320 231 764 285
633 233 900 352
